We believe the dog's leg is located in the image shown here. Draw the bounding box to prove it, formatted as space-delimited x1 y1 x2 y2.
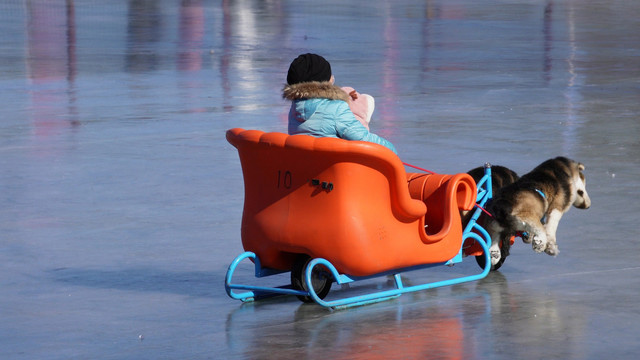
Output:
487 221 503 265
516 217 548 253
489 234 502 266
543 209 563 256
530 228 548 253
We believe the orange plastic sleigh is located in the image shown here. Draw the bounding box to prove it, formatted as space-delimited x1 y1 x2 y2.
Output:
225 128 493 309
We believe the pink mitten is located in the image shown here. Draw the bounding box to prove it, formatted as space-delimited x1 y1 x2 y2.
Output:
342 87 375 130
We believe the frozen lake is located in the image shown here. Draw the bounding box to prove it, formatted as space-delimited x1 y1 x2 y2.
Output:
1 0 639 359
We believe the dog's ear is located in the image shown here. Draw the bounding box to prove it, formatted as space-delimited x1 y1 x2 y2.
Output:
578 162 585 172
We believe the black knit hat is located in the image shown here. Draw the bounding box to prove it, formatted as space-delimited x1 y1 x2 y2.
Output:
286 53 332 85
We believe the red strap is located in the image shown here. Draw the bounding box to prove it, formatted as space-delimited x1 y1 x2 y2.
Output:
402 162 436 174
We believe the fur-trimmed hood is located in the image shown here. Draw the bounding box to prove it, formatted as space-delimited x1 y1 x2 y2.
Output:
282 81 350 102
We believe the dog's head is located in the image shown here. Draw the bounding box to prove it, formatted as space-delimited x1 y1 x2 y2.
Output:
572 162 591 209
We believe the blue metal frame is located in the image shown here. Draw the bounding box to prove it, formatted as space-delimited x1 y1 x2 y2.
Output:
225 165 494 309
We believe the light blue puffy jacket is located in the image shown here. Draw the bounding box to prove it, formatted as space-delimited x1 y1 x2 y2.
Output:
283 82 397 154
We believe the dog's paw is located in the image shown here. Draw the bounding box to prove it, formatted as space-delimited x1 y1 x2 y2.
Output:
545 243 560 256
490 249 501 265
532 237 546 253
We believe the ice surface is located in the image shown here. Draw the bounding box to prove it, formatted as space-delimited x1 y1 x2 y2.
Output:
1 0 639 359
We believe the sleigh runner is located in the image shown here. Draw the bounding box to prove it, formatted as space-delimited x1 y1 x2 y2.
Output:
224 128 493 309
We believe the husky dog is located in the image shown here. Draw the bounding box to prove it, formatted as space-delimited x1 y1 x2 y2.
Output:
486 157 591 265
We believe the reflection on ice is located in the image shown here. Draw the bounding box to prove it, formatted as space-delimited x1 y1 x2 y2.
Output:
226 272 590 360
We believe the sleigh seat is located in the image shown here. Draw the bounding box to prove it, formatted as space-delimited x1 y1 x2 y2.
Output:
226 128 477 277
